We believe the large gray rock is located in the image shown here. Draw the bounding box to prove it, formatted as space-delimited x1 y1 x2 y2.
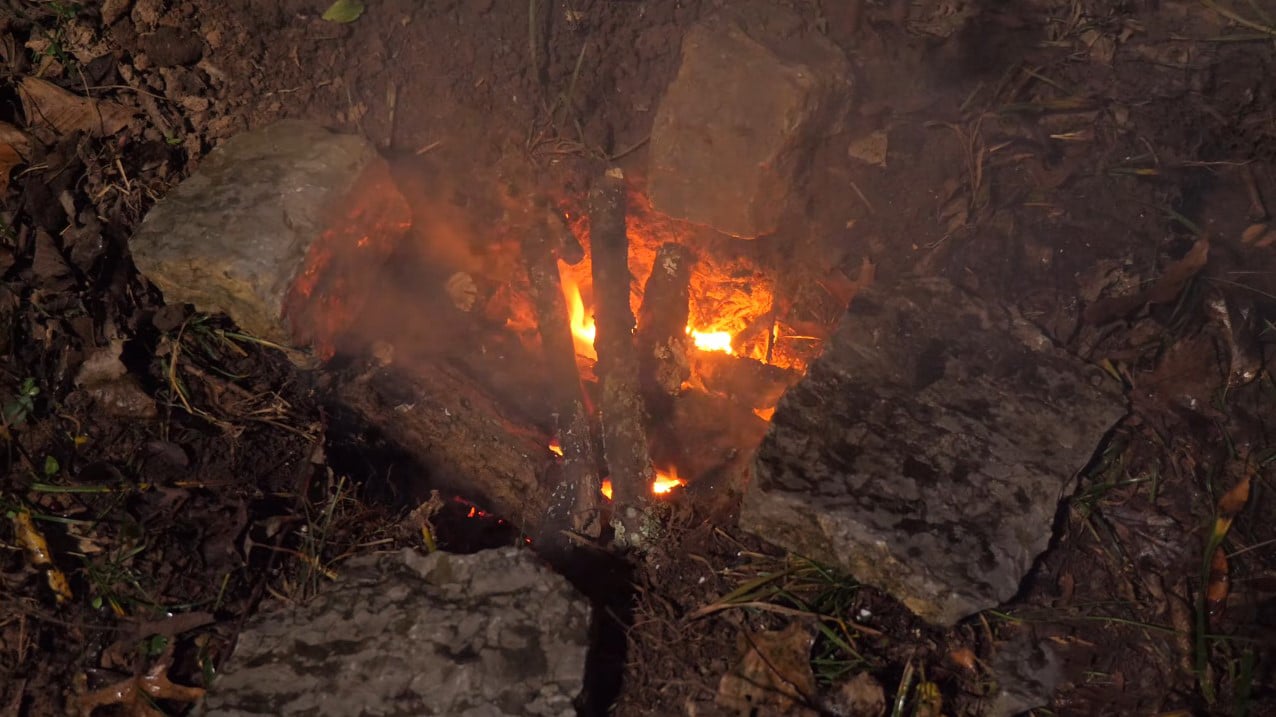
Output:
201 547 590 716
741 279 1126 625
131 120 410 346
647 2 851 238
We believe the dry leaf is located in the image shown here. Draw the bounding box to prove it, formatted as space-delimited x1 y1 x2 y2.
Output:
19 76 135 137
76 644 205 717
717 622 819 716
848 130 889 167
0 121 33 193
1084 237 1209 323
12 509 73 603
1206 545 1229 619
1206 462 1253 623
825 672 886 717
1241 223 1268 244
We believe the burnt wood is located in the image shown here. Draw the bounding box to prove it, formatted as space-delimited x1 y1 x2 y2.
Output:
334 360 556 536
588 168 656 547
521 225 603 540
636 242 693 420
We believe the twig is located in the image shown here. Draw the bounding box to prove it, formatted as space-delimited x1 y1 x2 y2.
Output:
1201 0 1276 36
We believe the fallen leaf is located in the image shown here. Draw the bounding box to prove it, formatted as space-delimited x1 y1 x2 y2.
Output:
825 672 886 717
1206 545 1229 619
717 622 819 716
12 509 73 603
1241 223 1268 244
1206 461 1253 623
848 130 888 168
18 76 135 138
1084 237 1209 323
0 121 33 193
76 644 205 717
322 0 365 22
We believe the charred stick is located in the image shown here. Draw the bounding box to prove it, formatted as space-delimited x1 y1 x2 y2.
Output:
333 359 553 535
636 242 693 420
588 167 656 548
521 227 602 541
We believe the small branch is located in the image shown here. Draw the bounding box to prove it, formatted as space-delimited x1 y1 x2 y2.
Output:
522 226 603 542
588 167 657 548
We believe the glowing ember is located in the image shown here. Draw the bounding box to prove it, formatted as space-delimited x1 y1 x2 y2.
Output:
548 440 564 457
687 327 734 354
652 467 686 494
601 479 614 500
560 271 597 360
754 406 776 422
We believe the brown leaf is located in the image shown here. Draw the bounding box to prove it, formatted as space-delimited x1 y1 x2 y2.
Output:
76 644 205 717
1217 465 1253 518
0 121 33 193
717 622 819 716
19 76 135 138
1084 237 1209 323
825 672 886 717
1206 545 1229 620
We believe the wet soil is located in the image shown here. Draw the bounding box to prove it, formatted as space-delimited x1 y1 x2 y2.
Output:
1 0 1275 715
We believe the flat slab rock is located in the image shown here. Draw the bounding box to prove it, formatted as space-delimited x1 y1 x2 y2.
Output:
741 278 1126 626
647 0 851 238
200 547 590 717
130 120 410 346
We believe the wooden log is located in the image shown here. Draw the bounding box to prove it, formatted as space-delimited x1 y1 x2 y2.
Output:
636 243 693 420
588 167 656 548
521 225 603 541
691 351 802 411
331 359 556 536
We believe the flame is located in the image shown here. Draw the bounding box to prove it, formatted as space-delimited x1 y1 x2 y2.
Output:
548 440 564 457
753 406 776 422
652 467 686 494
688 327 734 354
560 272 597 360
601 479 614 499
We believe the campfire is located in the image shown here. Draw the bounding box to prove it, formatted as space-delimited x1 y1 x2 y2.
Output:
320 164 842 549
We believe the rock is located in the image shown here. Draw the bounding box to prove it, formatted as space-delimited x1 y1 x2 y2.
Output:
646 2 851 238
130 120 410 347
201 547 590 716
741 278 1126 626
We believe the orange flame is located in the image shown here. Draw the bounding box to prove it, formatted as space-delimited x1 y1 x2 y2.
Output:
560 271 597 360
548 440 564 457
688 327 734 354
601 479 614 500
652 467 686 494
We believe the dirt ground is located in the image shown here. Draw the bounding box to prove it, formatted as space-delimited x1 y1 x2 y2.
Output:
1 0 1275 715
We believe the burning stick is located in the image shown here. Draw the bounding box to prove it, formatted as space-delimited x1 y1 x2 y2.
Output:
588 167 658 549
636 242 693 420
521 223 603 542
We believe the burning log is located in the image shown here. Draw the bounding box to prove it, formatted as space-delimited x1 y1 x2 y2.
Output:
588 167 657 548
332 358 555 535
636 243 693 420
691 351 802 411
521 223 604 542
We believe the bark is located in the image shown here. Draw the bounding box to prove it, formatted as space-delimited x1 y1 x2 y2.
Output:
332 360 555 536
636 242 693 420
588 167 656 548
522 226 603 541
